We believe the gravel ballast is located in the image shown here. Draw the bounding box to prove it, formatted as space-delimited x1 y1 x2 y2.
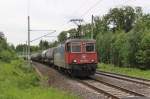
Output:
32 62 104 99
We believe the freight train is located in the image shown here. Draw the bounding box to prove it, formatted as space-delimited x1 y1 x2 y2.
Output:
31 39 98 77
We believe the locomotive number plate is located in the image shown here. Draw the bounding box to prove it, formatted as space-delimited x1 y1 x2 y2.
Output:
80 60 89 62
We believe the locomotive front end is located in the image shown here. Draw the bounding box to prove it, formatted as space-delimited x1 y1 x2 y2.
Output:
65 39 98 77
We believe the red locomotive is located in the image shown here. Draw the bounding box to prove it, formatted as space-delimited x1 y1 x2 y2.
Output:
31 39 98 77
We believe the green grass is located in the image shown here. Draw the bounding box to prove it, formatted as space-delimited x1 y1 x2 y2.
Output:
98 63 150 80
0 60 79 99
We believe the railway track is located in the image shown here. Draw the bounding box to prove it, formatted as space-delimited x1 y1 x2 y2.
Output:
78 78 146 99
96 71 150 86
77 71 150 99
32 62 149 99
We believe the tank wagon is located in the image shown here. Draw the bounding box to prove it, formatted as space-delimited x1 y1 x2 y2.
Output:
31 39 98 77
31 53 42 62
45 48 55 64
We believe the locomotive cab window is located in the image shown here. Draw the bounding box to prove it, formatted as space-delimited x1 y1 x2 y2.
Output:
71 42 81 52
86 43 95 52
66 43 71 52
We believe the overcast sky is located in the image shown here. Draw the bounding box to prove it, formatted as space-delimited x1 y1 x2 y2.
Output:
0 0 150 46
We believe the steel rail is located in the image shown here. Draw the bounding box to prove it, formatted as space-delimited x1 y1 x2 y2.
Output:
96 71 150 86
97 71 150 81
77 79 121 99
91 76 146 97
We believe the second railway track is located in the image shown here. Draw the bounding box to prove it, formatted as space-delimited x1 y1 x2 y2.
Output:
32 62 150 99
96 71 150 86
78 78 146 99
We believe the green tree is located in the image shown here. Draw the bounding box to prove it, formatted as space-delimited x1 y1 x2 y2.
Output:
96 31 114 63
49 41 58 48
93 17 108 38
127 14 150 67
0 38 16 62
113 31 129 66
56 6 150 69
58 31 67 42
68 28 78 38
39 40 49 50
104 6 136 32
136 32 150 68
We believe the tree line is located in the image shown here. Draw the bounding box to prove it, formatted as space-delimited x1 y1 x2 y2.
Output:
15 40 58 55
95 6 150 69
15 6 149 69
57 6 150 69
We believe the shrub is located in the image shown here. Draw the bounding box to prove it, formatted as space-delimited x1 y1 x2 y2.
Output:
136 33 150 68
0 38 16 62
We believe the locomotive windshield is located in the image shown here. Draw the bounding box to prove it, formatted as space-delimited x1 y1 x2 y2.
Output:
66 43 71 52
86 43 95 52
71 42 81 52
66 41 95 53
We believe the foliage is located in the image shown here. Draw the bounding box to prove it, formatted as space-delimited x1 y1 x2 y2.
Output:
16 44 39 54
58 28 87 42
16 40 59 55
14 6 150 69
58 31 67 42
96 31 113 63
0 39 16 62
136 33 150 68
68 28 78 38
105 6 137 32
55 6 149 69
0 60 79 99
49 41 59 48
56 6 149 69
39 40 49 50
94 6 150 69
113 31 129 66
16 44 28 55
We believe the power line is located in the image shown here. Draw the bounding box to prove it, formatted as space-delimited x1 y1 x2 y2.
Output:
30 29 56 31
50 1 89 31
30 31 56 42
71 0 91 15
70 19 84 26
95 0 133 17
80 0 104 18
115 0 133 7
80 0 133 20
58 21 71 29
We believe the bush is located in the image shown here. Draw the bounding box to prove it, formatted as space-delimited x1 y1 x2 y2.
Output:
136 33 150 68
0 38 17 62
0 60 78 99
0 50 15 62
112 32 129 66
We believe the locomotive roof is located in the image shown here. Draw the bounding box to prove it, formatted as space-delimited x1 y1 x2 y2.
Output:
65 39 96 43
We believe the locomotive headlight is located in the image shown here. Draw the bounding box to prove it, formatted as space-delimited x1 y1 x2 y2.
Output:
73 60 77 63
91 59 95 62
